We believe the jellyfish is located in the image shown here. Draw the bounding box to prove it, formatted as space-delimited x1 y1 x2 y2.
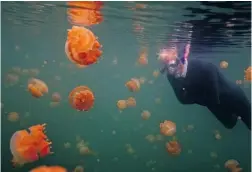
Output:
67 1 103 26
126 97 136 107
125 144 135 154
5 73 19 86
69 86 95 111
166 140 181 155
225 159 242 172
64 142 71 149
117 100 127 111
74 165 84 172
160 120 176 136
145 134 156 143
28 68 40 77
52 92 61 102
214 130 222 140
153 70 159 78
10 124 52 166
137 48 148 65
139 77 146 84
244 66 251 81
220 61 228 69
11 67 22 74
125 78 140 92
28 78 48 98
8 112 19 122
30 165 67 172
210 151 218 158
65 26 102 66
141 110 151 120
154 98 161 104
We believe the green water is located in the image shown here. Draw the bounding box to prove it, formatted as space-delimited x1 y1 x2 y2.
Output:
1 1 251 172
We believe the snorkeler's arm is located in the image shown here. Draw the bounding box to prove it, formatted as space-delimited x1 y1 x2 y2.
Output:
166 74 195 104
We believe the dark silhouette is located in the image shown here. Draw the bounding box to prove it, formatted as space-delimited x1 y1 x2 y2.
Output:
161 58 251 130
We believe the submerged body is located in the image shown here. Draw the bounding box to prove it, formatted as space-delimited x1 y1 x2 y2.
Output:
166 58 251 130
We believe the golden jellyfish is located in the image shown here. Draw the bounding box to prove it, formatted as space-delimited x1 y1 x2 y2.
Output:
30 165 67 172
166 140 181 155
244 66 251 81
160 120 176 136
225 159 242 172
5 73 19 86
145 134 156 143
141 110 151 120
126 97 136 107
52 92 61 102
139 77 146 84
125 144 135 154
64 142 71 149
214 130 222 140
137 48 148 65
153 70 159 78
125 78 140 92
10 124 52 167
28 78 48 98
69 86 95 111
220 61 228 69
11 67 22 74
28 68 40 77
8 112 19 122
67 1 103 26
155 98 161 104
117 100 127 110
74 165 84 172
65 26 102 66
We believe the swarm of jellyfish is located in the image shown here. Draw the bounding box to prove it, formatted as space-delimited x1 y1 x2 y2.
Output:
69 86 95 111
28 78 48 98
10 124 52 166
65 26 102 67
30 165 67 172
67 1 103 26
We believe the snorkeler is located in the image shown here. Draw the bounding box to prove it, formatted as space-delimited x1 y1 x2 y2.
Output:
159 44 251 130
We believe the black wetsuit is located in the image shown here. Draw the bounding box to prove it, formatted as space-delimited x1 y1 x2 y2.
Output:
166 58 251 130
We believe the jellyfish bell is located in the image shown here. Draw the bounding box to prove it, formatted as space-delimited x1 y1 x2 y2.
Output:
225 159 240 170
244 66 252 81
220 61 228 69
65 26 102 66
28 78 48 98
141 110 151 120
166 140 181 155
125 78 140 92
30 165 67 172
126 97 136 107
69 86 95 111
160 120 176 136
117 100 127 111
